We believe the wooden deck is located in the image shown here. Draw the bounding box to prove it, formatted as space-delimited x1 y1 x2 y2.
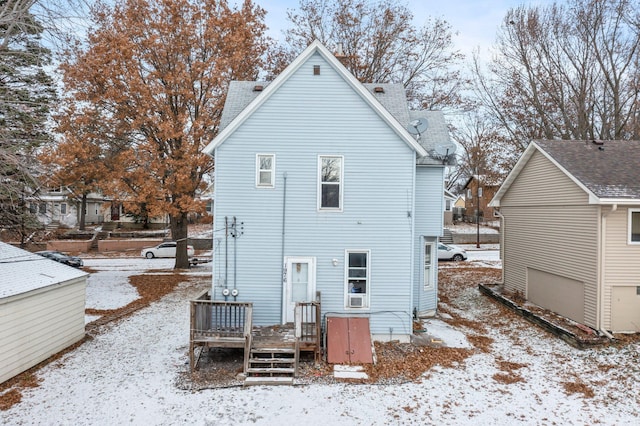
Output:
189 291 322 381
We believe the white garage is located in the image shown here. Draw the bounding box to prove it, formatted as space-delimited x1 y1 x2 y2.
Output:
0 242 87 384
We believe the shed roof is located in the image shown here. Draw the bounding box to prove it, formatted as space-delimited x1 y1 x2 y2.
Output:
0 242 87 299
491 140 640 206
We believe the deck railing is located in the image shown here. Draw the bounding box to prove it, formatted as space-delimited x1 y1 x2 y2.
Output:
189 290 253 371
294 292 321 363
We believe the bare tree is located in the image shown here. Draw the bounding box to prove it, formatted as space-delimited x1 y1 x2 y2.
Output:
282 0 468 110
474 0 640 152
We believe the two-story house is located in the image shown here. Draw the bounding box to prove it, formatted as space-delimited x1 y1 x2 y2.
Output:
203 41 454 343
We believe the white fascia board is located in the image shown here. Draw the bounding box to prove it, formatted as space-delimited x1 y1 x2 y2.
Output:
203 40 427 157
488 141 538 207
591 198 640 205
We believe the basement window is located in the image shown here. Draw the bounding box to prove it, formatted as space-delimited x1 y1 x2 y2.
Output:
629 209 640 244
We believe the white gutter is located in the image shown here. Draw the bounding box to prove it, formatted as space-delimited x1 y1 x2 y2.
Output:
598 204 617 339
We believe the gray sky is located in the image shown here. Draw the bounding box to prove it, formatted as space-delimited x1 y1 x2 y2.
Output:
263 0 557 57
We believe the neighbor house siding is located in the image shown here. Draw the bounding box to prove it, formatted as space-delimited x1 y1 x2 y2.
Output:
0 278 86 384
212 52 417 337
500 150 599 328
603 207 640 330
413 166 445 315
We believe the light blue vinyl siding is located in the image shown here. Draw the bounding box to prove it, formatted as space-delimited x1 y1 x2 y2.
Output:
413 166 445 314
212 52 434 336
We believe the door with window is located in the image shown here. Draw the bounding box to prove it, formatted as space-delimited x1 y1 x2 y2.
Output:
283 257 315 323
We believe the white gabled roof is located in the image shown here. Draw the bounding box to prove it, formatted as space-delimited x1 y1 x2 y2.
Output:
0 242 87 299
202 40 427 157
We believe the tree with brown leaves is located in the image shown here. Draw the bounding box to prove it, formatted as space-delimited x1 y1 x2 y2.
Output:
54 0 269 268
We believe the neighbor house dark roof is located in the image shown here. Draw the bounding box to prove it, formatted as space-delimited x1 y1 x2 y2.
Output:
491 139 640 207
535 140 640 199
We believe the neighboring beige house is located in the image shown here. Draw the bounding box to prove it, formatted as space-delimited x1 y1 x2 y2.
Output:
490 140 640 333
29 187 104 228
0 242 87 384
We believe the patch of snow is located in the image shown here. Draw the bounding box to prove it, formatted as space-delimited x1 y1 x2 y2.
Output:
2 257 640 425
421 319 472 349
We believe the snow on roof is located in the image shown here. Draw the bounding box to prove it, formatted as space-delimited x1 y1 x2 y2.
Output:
0 242 87 299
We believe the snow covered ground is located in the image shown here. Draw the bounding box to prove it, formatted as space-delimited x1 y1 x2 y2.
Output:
2 256 639 425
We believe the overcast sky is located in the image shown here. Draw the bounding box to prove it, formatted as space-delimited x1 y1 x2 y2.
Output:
263 0 557 57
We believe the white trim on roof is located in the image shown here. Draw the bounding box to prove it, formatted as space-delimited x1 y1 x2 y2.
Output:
202 40 427 157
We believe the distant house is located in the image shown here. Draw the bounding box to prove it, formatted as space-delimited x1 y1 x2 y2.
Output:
444 189 456 225
490 140 640 333
0 242 87 384
202 40 454 342
28 187 104 228
463 175 500 223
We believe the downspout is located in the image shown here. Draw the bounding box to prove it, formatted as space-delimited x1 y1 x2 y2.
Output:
409 163 416 318
493 208 505 284
599 204 617 339
280 172 288 322
233 216 238 300
224 216 228 301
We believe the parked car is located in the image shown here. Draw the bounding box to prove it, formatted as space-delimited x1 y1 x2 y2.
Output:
438 243 467 261
141 241 195 259
35 250 84 268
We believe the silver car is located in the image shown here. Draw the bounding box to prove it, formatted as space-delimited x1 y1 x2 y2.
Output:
141 241 195 258
438 243 467 261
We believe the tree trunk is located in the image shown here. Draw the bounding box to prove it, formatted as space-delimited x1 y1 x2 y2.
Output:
79 192 87 231
171 212 190 269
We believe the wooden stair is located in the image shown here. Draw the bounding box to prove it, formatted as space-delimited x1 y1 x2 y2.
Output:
244 346 297 386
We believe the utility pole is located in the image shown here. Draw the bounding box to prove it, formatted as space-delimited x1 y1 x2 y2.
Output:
476 174 481 249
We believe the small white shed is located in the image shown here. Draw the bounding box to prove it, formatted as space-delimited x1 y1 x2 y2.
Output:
0 242 87 384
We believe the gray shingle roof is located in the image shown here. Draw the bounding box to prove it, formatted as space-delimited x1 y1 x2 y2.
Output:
218 81 452 165
535 140 640 199
0 242 87 299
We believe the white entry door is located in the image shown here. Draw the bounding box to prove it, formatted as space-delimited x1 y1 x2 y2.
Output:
283 257 315 323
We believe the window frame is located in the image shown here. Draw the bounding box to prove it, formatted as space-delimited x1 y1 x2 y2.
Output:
344 249 370 309
424 240 436 290
255 153 275 188
628 208 640 244
317 155 344 212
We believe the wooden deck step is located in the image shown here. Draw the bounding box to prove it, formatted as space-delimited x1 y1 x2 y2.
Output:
244 377 294 387
246 367 295 374
249 357 295 364
250 347 295 354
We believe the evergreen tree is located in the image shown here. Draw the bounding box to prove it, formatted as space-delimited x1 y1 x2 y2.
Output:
0 1 57 244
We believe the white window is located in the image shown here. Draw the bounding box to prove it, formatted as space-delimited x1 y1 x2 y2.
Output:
256 154 275 188
318 155 343 211
346 250 369 308
478 187 483 197
60 203 67 215
424 241 435 290
629 209 640 244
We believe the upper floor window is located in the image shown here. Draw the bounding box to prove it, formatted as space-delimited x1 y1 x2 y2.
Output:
318 155 343 211
256 154 275 188
629 209 640 244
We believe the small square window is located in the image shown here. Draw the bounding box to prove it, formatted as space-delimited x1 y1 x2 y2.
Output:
256 154 275 188
313 65 320 75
